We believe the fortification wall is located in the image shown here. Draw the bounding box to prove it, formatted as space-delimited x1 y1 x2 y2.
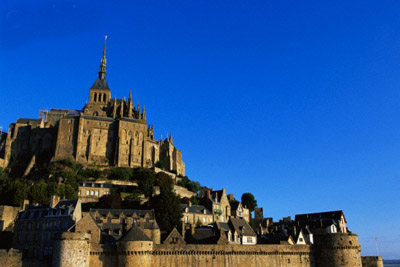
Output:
52 232 91 267
88 244 313 267
361 256 383 267
55 233 363 267
313 233 362 267
152 244 313 267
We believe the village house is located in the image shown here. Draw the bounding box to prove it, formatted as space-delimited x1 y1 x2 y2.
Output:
201 188 231 223
181 203 213 226
13 196 81 260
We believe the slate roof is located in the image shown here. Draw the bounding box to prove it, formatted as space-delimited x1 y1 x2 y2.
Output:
189 227 218 244
181 204 212 215
17 199 79 220
91 77 110 90
229 217 257 237
217 222 231 232
119 225 151 242
91 209 155 219
295 210 345 222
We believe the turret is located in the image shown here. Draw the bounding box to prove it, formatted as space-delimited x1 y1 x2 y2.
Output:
113 97 117 119
128 91 133 118
142 105 146 120
120 99 124 118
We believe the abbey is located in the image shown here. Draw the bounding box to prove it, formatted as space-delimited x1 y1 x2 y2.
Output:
0 37 185 176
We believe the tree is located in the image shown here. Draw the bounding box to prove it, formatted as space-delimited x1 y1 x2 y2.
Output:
149 190 182 232
31 181 49 204
241 193 257 212
177 176 201 194
156 172 173 192
122 190 142 209
98 194 122 209
133 168 156 197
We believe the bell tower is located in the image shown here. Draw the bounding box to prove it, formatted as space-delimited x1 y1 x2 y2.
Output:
88 35 112 105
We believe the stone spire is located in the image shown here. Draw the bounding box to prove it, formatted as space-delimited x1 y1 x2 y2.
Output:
169 132 173 144
142 105 146 120
98 35 107 80
128 91 133 118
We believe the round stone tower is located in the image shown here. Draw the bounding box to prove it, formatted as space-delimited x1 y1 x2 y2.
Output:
313 233 362 267
52 232 91 267
117 225 153 267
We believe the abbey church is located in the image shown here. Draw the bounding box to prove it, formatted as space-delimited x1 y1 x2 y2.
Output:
0 38 185 176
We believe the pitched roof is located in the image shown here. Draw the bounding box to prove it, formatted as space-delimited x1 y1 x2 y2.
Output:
91 77 110 90
295 210 345 222
229 217 257 237
189 227 219 244
163 227 185 244
181 204 212 215
119 224 151 242
90 209 155 219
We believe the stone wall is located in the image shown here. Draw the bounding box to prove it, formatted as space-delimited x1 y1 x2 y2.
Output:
313 233 362 267
86 244 313 267
0 249 22 267
52 233 91 267
0 205 20 231
361 256 383 267
173 185 196 198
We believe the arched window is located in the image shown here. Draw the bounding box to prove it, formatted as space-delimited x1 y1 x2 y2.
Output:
93 111 98 116
94 93 97 102
103 93 106 102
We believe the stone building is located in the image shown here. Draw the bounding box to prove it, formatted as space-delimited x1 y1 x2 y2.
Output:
0 205 21 231
12 196 81 260
217 217 257 245
181 203 213 226
202 188 231 223
73 208 161 244
295 210 347 233
230 201 250 222
78 180 138 203
0 37 185 176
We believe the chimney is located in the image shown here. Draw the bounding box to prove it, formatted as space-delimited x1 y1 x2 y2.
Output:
207 189 211 199
50 195 60 208
21 199 29 210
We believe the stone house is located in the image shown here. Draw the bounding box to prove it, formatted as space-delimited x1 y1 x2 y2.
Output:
295 210 347 233
72 208 161 244
230 201 250 222
163 228 186 245
217 218 257 245
181 204 213 226
13 196 81 260
78 180 138 203
202 188 231 223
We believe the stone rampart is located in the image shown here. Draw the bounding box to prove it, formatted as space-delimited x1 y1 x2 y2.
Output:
54 232 364 267
361 256 383 267
52 232 91 267
313 233 362 267
87 244 313 267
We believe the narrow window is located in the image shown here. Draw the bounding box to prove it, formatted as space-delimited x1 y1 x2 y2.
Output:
94 93 97 102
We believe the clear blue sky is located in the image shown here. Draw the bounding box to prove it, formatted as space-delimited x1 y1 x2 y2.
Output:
1 0 399 259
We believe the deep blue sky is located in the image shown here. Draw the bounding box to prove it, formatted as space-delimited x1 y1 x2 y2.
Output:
1 0 399 259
